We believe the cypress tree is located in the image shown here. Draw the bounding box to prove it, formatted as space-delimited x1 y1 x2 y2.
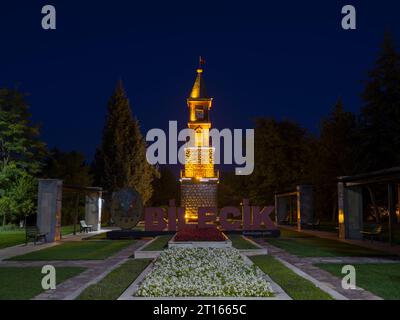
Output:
94 80 157 204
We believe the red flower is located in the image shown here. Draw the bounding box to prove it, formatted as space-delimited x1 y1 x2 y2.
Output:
175 228 226 241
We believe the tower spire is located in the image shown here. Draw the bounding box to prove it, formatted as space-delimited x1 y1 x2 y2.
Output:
189 57 209 99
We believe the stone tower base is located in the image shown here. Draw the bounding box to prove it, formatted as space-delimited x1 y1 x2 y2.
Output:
181 180 218 221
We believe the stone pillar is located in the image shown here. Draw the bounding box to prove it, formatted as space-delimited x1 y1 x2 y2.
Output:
338 182 346 240
397 184 400 224
297 185 314 229
338 182 363 240
346 186 363 240
85 192 102 231
180 180 218 222
37 179 63 242
388 184 396 244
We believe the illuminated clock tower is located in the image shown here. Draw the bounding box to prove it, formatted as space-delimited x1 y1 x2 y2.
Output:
180 60 219 221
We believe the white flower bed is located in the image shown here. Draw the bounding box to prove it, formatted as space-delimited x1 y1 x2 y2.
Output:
136 247 274 297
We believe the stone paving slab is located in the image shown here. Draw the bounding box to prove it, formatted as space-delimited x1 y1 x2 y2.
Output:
254 239 384 300
32 240 146 300
0 260 104 268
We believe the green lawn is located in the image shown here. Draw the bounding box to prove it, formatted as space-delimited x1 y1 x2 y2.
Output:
78 259 151 300
251 255 333 300
0 267 85 300
8 240 134 261
267 229 389 257
0 231 25 250
229 235 259 249
316 263 400 300
0 225 77 250
142 235 172 251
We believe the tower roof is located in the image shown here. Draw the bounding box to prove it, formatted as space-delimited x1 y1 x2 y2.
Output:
189 68 210 100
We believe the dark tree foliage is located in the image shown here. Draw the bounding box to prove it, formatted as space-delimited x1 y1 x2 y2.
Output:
92 80 158 205
0 88 47 225
42 148 93 225
218 171 250 208
150 166 179 207
0 88 46 174
43 148 93 186
247 118 314 205
312 98 360 220
360 32 400 171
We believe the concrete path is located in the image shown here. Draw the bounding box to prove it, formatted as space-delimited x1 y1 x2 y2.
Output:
32 240 146 300
0 230 108 261
254 239 384 300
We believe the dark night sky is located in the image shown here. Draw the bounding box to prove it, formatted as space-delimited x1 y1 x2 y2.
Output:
1 0 400 161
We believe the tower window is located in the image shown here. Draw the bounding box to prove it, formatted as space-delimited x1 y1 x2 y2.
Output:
195 106 204 120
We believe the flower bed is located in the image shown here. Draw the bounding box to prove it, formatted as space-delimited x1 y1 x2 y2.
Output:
135 248 274 297
174 228 226 241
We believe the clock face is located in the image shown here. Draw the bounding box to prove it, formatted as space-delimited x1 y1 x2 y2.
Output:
111 188 143 230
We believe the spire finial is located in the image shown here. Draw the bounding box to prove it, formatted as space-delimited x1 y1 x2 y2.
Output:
198 56 205 72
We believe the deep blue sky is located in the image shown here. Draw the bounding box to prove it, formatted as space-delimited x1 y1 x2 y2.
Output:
1 1 400 161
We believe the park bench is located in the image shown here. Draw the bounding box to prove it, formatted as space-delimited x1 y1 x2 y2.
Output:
360 225 383 242
306 219 320 230
279 216 290 225
25 226 47 245
80 220 93 233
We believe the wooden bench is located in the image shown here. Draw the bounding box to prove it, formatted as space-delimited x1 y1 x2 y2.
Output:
279 216 290 225
25 226 47 245
360 225 383 242
306 219 320 230
80 220 93 233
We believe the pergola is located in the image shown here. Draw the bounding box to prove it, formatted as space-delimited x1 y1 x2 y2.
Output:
337 167 400 244
275 185 314 231
36 179 103 242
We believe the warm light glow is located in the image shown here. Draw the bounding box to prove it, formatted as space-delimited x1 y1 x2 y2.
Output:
338 209 345 224
182 65 219 223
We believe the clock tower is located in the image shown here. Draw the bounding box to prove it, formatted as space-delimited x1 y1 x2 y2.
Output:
180 60 219 221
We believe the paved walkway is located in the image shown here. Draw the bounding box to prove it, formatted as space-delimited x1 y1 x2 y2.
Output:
0 230 108 261
281 225 400 256
32 240 146 300
254 239 384 300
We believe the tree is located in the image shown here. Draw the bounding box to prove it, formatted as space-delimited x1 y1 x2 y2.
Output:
42 148 93 225
93 80 158 205
248 118 314 205
313 98 359 220
44 148 92 186
0 165 36 225
0 88 46 174
360 32 400 171
0 88 46 225
150 166 179 207
218 171 250 208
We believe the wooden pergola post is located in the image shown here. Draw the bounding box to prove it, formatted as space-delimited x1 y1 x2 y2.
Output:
388 183 397 246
